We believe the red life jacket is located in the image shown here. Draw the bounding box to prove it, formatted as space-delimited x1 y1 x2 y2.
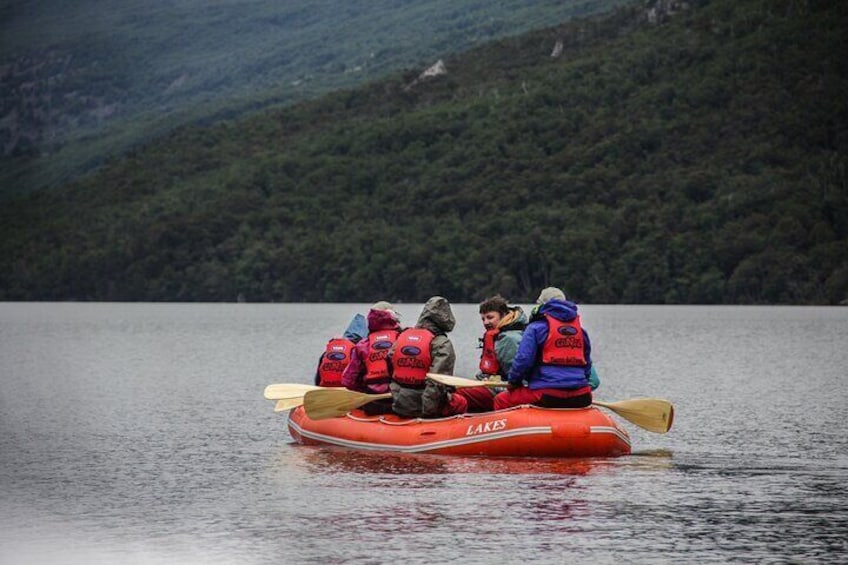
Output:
541 315 587 367
479 328 500 375
317 338 355 387
363 330 398 385
391 328 434 387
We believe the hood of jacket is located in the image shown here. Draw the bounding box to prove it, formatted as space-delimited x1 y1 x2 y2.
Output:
416 296 455 334
367 308 400 332
533 298 579 323
342 313 368 342
497 306 528 332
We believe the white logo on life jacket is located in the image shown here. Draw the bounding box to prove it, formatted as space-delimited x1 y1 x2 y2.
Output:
465 419 507 436
331 345 346 352
407 335 421 342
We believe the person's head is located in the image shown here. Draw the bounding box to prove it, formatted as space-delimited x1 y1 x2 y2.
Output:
367 300 400 332
370 300 394 311
417 296 455 333
479 295 509 330
536 287 566 304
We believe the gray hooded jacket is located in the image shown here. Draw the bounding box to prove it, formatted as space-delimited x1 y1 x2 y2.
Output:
390 296 456 417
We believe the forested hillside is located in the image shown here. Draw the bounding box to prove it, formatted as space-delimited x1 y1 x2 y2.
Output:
1 0 846 304
0 0 617 193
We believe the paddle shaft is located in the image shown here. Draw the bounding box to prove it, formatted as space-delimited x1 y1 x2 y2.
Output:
268 377 673 433
426 373 504 388
426 373 673 434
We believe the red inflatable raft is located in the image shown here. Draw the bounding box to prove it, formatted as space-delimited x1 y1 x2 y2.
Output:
287 404 631 457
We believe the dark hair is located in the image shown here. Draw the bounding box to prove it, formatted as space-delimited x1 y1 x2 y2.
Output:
479 295 509 315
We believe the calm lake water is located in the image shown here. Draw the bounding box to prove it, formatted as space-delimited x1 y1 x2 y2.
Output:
1 302 846 564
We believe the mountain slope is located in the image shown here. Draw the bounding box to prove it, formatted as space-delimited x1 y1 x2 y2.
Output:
0 0 619 193
1 0 846 304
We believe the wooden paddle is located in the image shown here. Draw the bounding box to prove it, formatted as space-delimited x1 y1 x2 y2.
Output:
592 399 674 434
426 373 674 434
264 383 323 400
265 384 348 412
274 397 308 412
303 388 392 420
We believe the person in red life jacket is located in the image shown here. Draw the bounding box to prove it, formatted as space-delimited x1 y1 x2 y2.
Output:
314 313 367 387
451 295 529 413
342 301 401 415
389 296 456 418
477 294 527 380
493 287 595 410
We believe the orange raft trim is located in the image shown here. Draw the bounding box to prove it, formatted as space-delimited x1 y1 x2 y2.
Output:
287 404 631 458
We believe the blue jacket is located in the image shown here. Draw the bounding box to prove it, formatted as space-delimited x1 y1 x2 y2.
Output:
343 313 368 342
506 299 592 390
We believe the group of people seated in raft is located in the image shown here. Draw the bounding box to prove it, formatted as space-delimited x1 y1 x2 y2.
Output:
313 287 600 418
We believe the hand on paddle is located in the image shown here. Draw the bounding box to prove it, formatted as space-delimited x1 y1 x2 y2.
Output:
425 373 674 433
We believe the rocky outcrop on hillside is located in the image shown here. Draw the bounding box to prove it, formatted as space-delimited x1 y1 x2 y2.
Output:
404 59 448 91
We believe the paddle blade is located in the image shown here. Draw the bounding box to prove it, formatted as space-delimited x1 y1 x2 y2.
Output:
264 383 324 400
593 398 674 434
426 373 504 388
303 389 392 420
274 397 305 412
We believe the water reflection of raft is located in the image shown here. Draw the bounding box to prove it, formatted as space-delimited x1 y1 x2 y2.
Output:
287 405 631 457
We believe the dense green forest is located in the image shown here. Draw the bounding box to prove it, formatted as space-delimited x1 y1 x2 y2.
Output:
1 0 846 304
0 0 618 193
